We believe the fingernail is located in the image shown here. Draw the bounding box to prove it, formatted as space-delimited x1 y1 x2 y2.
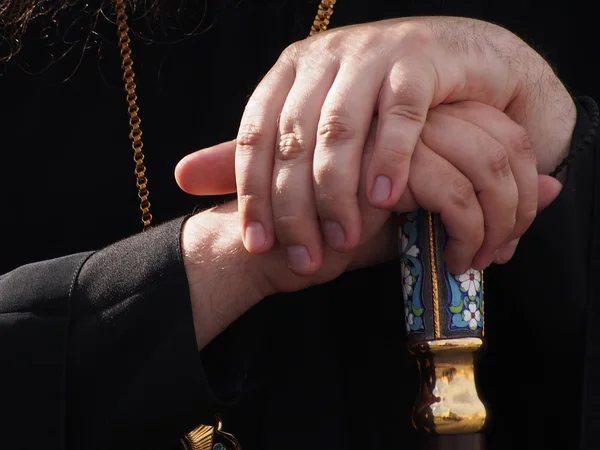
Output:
497 239 519 263
244 221 266 251
286 246 312 273
323 220 346 249
372 175 392 204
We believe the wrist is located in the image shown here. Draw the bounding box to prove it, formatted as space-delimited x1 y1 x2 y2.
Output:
181 202 270 349
506 35 576 176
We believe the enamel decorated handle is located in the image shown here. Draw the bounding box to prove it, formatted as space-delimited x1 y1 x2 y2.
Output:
399 210 487 440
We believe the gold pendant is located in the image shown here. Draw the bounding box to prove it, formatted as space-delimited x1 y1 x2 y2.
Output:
181 415 240 450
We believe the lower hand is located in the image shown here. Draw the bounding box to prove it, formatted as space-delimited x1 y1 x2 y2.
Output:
177 101 563 276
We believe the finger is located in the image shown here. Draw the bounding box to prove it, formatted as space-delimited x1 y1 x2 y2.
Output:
312 60 386 253
235 58 295 255
174 140 237 195
271 63 337 276
404 141 485 274
494 238 520 264
421 109 519 270
439 101 538 248
493 175 562 265
348 120 397 271
367 59 436 208
537 174 563 211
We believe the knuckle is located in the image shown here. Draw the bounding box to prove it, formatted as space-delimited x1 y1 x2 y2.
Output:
388 63 432 106
313 161 333 186
385 103 427 126
464 224 485 249
510 128 536 161
315 192 339 216
280 42 299 63
313 158 357 199
447 215 484 248
492 215 517 239
238 191 264 208
315 190 356 215
516 201 538 230
320 34 343 53
237 191 268 221
273 214 303 237
400 22 435 47
378 145 412 166
520 205 537 227
450 177 477 210
237 124 266 151
313 155 347 186
318 30 348 55
489 148 511 178
317 113 356 145
471 229 485 249
277 132 308 161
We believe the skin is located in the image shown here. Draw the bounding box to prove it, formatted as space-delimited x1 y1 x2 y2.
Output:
178 101 563 349
185 17 574 277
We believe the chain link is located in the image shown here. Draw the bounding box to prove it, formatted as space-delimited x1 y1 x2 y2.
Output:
115 0 153 230
310 0 337 36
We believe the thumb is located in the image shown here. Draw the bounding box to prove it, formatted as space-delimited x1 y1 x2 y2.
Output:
175 139 237 195
537 174 563 212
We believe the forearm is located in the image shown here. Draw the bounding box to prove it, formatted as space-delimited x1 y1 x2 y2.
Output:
181 201 269 350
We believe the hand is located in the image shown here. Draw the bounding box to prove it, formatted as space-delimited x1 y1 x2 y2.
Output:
194 17 574 273
177 101 563 279
181 181 394 350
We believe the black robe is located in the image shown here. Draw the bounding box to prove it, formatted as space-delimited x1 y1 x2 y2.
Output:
0 1 598 449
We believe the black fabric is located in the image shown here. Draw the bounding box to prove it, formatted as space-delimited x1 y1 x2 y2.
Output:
550 98 599 176
578 98 600 450
0 252 90 449
0 219 223 449
0 1 598 449
66 217 217 449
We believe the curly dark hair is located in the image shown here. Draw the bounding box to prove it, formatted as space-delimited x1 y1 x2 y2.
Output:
0 0 171 61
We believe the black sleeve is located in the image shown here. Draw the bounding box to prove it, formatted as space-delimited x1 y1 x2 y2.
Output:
0 252 90 449
490 95 599 449
0 218 226 450
568 98 600 448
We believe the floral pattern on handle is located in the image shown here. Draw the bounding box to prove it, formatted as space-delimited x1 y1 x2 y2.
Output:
445 268 483 331
399 210 484 338
398 212 425 333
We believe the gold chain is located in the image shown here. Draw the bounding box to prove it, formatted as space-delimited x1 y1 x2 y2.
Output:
115 0 152 230
310 0 337 36
114 0 336 231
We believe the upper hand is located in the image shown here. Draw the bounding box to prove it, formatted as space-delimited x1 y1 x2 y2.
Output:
223 17 574 271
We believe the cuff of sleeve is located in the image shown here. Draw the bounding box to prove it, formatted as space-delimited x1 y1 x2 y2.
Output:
67 217 224 449
544 96 598 205
554 96 599 183
529 96 598 258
